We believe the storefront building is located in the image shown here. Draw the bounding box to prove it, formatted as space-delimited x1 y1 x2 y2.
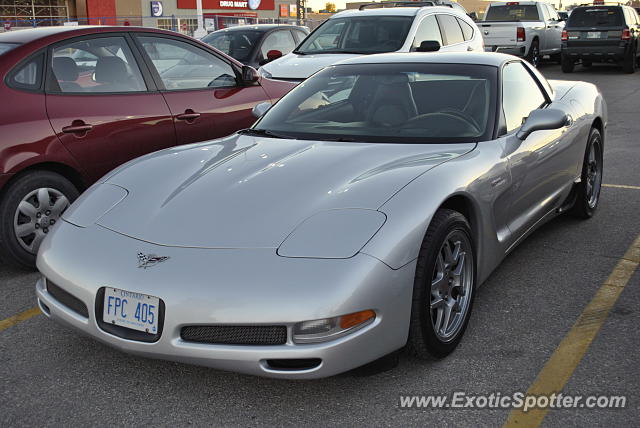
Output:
1 0 300 33
145 0 300 33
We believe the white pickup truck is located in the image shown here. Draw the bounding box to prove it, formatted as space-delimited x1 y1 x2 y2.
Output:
480 1 565 67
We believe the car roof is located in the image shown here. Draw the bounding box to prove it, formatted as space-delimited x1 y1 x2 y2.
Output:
210 24 306 33
332 5 459 18
334 52 516 67
0 25 182 44
488 1 542 5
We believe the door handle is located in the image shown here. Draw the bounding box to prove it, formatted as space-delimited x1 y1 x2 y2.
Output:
62 122 93 134
176 110 201 122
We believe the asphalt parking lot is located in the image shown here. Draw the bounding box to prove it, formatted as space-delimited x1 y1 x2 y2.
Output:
1 61 639 427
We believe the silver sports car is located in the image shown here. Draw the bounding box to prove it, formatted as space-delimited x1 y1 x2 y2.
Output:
36 53 606 379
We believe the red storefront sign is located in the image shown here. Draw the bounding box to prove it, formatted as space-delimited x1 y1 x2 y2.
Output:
178 0 275 10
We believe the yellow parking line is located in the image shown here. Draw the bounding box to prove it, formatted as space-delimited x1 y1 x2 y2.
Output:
504 233 640 428
603 183 640 190
0 306 41 333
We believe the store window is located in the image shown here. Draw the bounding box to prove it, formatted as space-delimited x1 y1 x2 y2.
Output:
0 0 68 27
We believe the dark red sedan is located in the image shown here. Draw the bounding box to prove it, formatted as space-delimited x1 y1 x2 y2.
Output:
0 26 295 269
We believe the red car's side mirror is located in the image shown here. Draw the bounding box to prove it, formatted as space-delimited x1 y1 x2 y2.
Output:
266 49 283 62
242 65 259 85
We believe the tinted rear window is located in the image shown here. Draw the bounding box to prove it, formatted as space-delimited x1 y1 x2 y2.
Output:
0 42 19 55
485 5 540 21
568 7 623 27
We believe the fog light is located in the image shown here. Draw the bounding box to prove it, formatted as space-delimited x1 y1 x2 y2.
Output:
293 310 375 344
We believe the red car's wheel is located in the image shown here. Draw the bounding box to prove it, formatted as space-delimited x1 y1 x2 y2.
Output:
0 171 78 270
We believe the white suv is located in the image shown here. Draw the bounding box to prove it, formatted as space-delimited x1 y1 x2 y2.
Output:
260 3 483 81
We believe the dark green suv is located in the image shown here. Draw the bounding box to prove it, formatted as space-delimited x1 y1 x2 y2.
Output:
561 5 640 73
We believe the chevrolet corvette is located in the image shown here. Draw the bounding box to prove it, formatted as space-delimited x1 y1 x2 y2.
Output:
36 52 606 378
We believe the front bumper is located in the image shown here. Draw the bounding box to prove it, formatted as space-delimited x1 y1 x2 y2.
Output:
36 221 415 378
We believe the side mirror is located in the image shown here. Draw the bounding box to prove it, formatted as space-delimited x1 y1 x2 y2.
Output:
416 41 441 52
266 49 283 62
242 65 259 85
516 108 569 140
252 101 272 118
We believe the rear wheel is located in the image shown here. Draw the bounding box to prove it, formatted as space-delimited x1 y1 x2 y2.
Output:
408 209 476 359
561 54 575 73
526 40 540 68
623 47 637 73
570 128 603 219
0 171 78 269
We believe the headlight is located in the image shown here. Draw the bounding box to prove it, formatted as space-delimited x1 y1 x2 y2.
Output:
293 310 376 343
278 209 386 259
62 183 128 228
258 67 273 79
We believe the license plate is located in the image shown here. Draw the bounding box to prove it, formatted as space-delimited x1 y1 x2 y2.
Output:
587 31 603 39
103 287 159 334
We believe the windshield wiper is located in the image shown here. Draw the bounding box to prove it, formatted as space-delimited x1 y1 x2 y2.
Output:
292 50 307 55
238 128 295 139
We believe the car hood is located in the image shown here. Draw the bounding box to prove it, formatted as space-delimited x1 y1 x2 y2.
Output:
98 134 475 249
261 52 360 79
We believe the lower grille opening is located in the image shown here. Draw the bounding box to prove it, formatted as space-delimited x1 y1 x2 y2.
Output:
46 279 89 318
38 299 50 316
181 325 287 345
266 359 322 371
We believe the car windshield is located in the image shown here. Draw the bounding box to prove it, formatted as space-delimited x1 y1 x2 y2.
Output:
294 16 413 55
484 5 540 21
0 42 19 55
253 63 497 144
567 7 623 27
202 30 262 62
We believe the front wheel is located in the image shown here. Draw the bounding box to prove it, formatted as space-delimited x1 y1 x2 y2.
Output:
408 209 476 359
570 128 603 219
526 40 540 68
0 171 79 269
561 54 575 73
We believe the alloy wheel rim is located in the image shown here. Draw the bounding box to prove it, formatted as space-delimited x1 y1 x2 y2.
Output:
13 188 69 253
429 230 474 342
585 138 602 208
532 46 539 67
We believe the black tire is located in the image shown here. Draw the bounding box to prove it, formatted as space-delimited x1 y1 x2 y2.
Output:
622 47 637 73
561 54 575 73
526 40 540 68
570 128 603 219
407 209 476 360
0 171 79 269
582 60 592 68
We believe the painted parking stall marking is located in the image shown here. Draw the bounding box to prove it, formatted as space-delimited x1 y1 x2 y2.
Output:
0 307 41 333
503 233 640 427
602 183 640 190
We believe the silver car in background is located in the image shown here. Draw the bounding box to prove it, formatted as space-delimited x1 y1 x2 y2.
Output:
36 53 606 379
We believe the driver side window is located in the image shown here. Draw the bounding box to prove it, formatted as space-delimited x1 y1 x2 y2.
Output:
260 30 296 58
502 62 546 132
412 15 443 50
138 36 237 90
